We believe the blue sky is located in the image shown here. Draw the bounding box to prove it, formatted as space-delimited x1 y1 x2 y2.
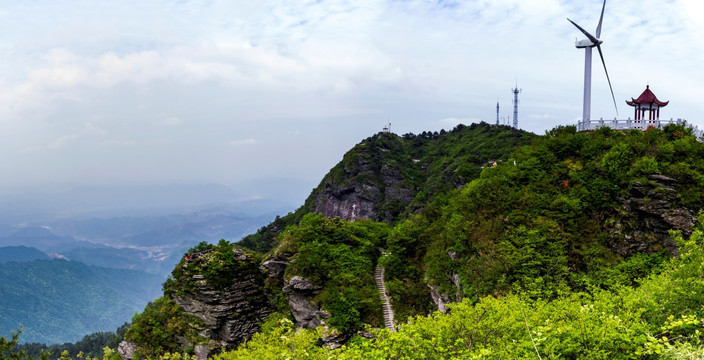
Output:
0 0 702 200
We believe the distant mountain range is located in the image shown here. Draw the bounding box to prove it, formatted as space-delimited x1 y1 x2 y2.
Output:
0 255 163 344
0 246 49 264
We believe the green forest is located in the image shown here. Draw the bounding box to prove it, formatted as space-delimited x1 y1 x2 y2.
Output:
4 123 704 359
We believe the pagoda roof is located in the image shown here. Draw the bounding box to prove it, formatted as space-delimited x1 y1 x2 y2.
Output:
626 85 669 107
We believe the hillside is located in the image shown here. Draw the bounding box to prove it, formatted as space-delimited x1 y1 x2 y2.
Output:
0 259 163 344
239 123 537 252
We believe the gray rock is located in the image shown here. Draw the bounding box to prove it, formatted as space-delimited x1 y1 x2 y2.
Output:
321 332 348 350
193 345 210 360
607 177 695 256
451 273 462 303
308 135 416 223
171 256 274 349
447 250 459 261
428 284 451 314
282 276 328 328
232 248 248 261
260 255 289 278
117 341 137 360
285 276 323 292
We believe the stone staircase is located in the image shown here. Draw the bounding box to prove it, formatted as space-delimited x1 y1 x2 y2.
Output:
374 265 395 331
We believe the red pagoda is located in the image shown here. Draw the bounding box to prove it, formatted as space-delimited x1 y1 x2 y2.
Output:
626 85 669 124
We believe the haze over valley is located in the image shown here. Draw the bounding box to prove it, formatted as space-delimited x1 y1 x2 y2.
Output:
0 183 304 343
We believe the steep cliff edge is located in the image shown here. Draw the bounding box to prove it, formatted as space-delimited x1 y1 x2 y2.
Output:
121 242 274 359
170 248 273 349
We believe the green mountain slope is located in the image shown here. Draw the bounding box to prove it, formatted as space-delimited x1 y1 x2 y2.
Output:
381 125 704 319
0 260 163 344
240 123 537 252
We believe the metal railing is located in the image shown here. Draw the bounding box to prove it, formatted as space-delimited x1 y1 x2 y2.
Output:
578 117 702 139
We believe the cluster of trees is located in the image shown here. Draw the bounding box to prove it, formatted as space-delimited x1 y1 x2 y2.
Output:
378 124 704 319
124 297 206 359
1 329 123 360
163 240 261 295
14 325 128 360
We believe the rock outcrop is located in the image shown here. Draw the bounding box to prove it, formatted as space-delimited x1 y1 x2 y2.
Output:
428 284 451 314
309 134 416 223
117 340 137 360
608 174 695 256
171 248 274 349
282 276 329 328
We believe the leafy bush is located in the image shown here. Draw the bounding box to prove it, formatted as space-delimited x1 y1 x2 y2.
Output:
125 297 206 360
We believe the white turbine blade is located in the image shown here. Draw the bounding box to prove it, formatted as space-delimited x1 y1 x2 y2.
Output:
596 45 618 116
567 18 598 44
596 0 606 38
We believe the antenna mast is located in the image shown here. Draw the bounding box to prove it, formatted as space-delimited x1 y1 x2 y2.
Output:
512 86 521 129
496 101 500 126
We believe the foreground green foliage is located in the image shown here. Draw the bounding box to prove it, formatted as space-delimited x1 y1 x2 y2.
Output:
124 297 207 360
213 215 704 359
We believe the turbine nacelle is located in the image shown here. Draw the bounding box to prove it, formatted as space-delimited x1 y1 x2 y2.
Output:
575 38 602 48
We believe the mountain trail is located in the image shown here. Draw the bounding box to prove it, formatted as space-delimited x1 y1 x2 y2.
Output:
375 251 395 331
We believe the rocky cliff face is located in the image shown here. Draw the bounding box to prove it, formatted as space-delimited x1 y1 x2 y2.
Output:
308 134 416 223
171 248 274 351
607 174 695 256
121 247 275 360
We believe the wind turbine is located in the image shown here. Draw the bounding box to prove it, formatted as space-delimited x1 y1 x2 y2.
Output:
567 0 618 130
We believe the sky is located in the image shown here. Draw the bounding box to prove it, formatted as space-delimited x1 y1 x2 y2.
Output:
0 0 702 202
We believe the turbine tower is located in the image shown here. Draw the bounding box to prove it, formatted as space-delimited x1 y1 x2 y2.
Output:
568 0 618 130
